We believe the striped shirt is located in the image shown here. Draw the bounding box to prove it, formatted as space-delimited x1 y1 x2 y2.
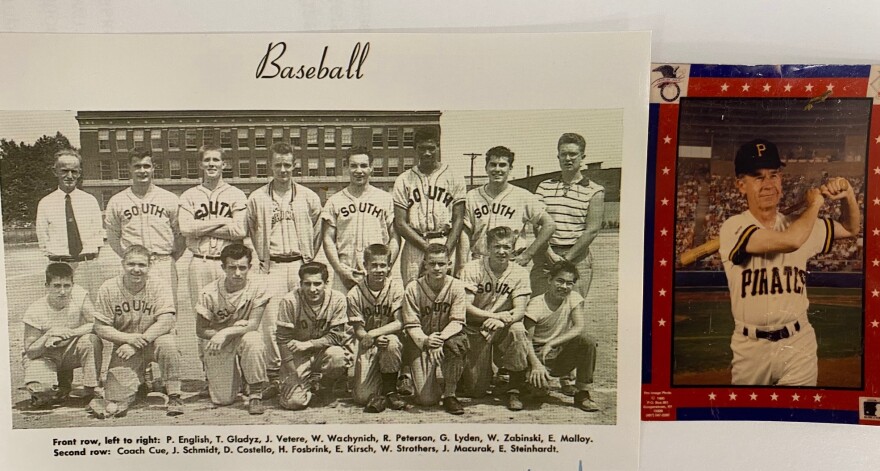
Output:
536 177 604 246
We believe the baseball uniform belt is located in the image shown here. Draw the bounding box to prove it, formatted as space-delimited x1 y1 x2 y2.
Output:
48 253 98 262
742 321 801 342
270 254 304 263
193 253 222 261
420 230 450 239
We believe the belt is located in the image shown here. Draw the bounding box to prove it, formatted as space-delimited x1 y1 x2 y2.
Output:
743 321 801 342
48 253 98 263
421 230 450 239
270 254 304 263
193 254 222 261
150 253 172 260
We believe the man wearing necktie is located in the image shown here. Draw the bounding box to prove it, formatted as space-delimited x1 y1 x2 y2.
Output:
36 149 106 300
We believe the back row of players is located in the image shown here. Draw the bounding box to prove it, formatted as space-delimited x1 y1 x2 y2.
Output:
25 128 606 417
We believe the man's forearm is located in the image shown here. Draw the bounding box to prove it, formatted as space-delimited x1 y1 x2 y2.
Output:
840 192 861 236
565 228 600 263
142 315 175 343
369 319 403 338
439 321 463 341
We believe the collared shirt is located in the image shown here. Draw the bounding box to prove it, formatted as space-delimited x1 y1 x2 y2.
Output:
105 185 180 255
179 181 247 256
459 257 531 324
322 185 395 271
392 163 465 234
464 184 546 257
36 188 104 257
536 176 604 247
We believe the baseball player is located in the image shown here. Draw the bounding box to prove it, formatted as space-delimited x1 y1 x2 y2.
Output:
195 243 269 415
392 127 466 285
347 244 407 412
36 149 106 300
105 148 185 305
524 260 600 412
247 142 323 398
93 245 184 417
719 139 860 386
458 226 532 410
463 146 555 265
323 146 400 294
22 262 102 409
401 243 470 415
274 262 350 410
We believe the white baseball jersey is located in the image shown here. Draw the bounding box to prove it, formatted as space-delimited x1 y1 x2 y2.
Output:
464 184 546 257
525 291 584 347
347 278 404 331
23 285 91 334
402 276 467 335
276 288 348 341
322 185 395 272
179 182 247 256
95 275 176 334
392 163 465 234
719 211 833 327
195 276 270 330
459 258 531 320
105 186 180 255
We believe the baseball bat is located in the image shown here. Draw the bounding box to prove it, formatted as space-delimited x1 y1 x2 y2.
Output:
676 176 850 267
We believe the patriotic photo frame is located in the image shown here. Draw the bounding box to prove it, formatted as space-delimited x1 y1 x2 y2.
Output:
642 64 880 424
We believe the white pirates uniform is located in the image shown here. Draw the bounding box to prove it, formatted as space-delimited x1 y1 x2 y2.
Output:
464 184 546 258
322 185 395 293
347 278 404 405
195 276 270 405
274 288 350 410
392 164 466 285
180 182 247 310
458 258 531 397
105 186 181 304
719 211 834 386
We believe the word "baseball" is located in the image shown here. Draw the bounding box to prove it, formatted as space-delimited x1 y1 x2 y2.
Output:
255 42 370 80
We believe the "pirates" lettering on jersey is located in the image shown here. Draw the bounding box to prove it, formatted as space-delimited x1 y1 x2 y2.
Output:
339 201 387 219
122 203 168 220
740 266 807 298
114 300 155 317
473 203 515 219
406 186 454 209
194 201 233 220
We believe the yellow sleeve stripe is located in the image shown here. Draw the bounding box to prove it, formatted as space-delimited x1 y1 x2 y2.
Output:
728 225 759 263
822 218 834 254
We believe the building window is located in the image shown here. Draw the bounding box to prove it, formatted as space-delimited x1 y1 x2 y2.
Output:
324 128 336 149
387 128 400 148
403 157 414 170
255 128 267 149
98 130 110 152
100 161 112 180
307 128 318 149
151 130 163 151
168 130 180 150
308 158 319 177
403 127 414 148
272 128 283 145
133 130 145 148
186 159 199 179
169 159 182 179
237 129 249 149
186 129 197 150
220 129 232 149
325 158 336 177
222 164 233 179
372 128 383 148
239 160 251 178
373 157 385 177
291 128 302 149
293 162 302 177
153 160 164 179
115 130 127 152
117 160 130 180
203 129 214 146
341 127 352 148
388 157 400 176
256 158 268 178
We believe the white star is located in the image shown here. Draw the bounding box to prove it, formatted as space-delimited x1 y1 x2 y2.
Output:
874 197 880 206
784 83 793 92
874 166 880 174
720 83 729 92
741 83 751 92
873 259 879 267
875 135 880 144
770 393 779 401
661 198 669 206
663 135 672 144
762 83 771 92
792 393 800 402
729 392 738 401
658 319 667 327
872 320 879 328
660 228 669 237
873 228 880 237
708 392 717 400
658 289 667 297
659 258 668 267
749 392 758 401
813 393 823 402
805 83 814 92
662 166 671 175
826 83 835 92
873 289 879 298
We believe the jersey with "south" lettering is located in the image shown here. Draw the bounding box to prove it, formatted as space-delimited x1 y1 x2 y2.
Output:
392 163 465 235
94 275 176 334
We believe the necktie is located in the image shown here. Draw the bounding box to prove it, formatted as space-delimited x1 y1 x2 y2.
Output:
65 194 83 257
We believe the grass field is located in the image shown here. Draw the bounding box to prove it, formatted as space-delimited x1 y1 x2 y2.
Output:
3 231 619 428
672 287 863 387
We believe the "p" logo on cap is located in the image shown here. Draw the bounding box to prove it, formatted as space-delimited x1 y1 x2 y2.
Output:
756 143 766 157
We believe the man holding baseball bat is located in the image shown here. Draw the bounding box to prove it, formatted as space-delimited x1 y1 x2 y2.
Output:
719 139 860 386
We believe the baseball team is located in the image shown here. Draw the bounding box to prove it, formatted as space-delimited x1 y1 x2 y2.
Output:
22 128 607 419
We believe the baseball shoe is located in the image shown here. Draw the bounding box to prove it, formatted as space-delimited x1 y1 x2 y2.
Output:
364 394 387 413
560 381 577 397
397 375 415 397
386 392 407 411
198 384 211 399
507 392 524 411
262 380 280 400
166 394 185 416
248 397 265 415
442 396 465 415
574 391 600 412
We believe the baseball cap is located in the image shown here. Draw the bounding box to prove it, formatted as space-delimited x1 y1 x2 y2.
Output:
734 139 785 176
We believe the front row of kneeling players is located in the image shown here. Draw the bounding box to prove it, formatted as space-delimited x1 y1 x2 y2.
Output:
23 226 599 418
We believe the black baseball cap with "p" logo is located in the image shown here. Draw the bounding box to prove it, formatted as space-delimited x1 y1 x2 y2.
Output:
734 138 785 176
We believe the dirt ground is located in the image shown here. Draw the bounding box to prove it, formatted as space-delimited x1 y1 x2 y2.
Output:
4 232 619 429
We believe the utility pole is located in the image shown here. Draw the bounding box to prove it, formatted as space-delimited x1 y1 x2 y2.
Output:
464 152 481 188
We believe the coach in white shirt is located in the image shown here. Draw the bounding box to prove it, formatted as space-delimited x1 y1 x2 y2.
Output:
36 149 106 299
